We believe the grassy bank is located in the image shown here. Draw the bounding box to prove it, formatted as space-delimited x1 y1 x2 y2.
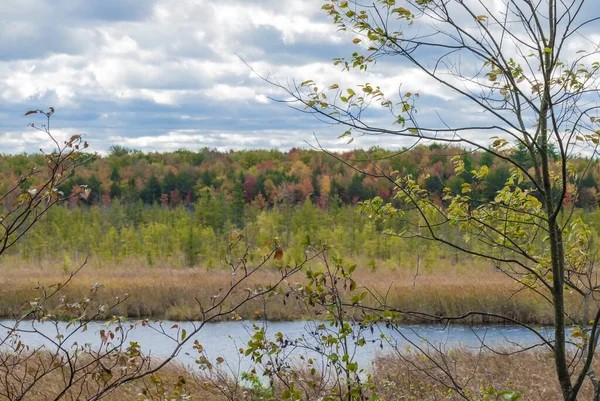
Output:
0 257 587 325
373 350 598 400
9 350 596 400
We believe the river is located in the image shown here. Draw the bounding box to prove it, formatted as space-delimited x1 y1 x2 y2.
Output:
1 320 556 373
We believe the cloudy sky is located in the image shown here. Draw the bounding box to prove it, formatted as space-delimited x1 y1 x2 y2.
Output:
0 0 597 155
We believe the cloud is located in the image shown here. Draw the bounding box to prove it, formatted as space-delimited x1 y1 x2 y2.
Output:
0 1 597 154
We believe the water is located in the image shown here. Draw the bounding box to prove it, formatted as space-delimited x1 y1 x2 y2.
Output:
0 320 556 373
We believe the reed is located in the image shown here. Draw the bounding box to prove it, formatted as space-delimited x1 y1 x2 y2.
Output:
373 350 599 400
11 350 591 400
0 257 588 325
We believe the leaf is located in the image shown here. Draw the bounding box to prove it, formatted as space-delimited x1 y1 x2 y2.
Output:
338 130 352 139
99 370 113 383
274 247 284 260
80 187 92 200
216 357 224 364
351 291 368 305
13 192 31 206
181 329 187 341
24 110 38 116
352 38 361 44
476 15 488 22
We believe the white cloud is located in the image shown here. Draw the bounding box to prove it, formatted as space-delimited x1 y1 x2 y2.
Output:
0 0 597 154
0 128 80 154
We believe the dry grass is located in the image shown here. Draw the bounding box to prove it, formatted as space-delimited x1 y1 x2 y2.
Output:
373 350 599 400
14 351 594 400
0 359 227 401
0 257 588 324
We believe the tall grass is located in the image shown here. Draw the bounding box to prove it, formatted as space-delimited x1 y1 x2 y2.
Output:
373 350 598 400
10 350 593 400
0 256 588 324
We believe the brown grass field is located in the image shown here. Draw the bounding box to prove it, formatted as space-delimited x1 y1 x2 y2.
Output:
8 350 596 400
0 255 587 325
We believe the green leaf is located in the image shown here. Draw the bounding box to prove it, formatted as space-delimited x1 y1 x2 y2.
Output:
351 291 368 305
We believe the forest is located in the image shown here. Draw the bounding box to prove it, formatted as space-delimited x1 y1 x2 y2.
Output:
3 143 598 212
3 144 600 268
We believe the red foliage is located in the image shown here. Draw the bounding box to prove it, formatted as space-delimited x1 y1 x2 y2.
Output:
378 187 390 201
244 174 258 202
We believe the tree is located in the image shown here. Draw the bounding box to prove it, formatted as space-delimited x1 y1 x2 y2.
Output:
266 1 600 400
0 110 323 400
140 173 162 204
0 108 91 255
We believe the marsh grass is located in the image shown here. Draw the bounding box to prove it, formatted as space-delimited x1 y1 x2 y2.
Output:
0 256 589 324
373 350 600 400
194 350 600 400
13 350 592 400
0 358 226 401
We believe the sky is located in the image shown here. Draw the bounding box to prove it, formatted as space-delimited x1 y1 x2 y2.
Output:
0 0 598 155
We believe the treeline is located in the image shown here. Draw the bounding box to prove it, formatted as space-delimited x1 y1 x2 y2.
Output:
10 197 600 270
2 144 600 269
2 144 598 213
14 200 453 269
